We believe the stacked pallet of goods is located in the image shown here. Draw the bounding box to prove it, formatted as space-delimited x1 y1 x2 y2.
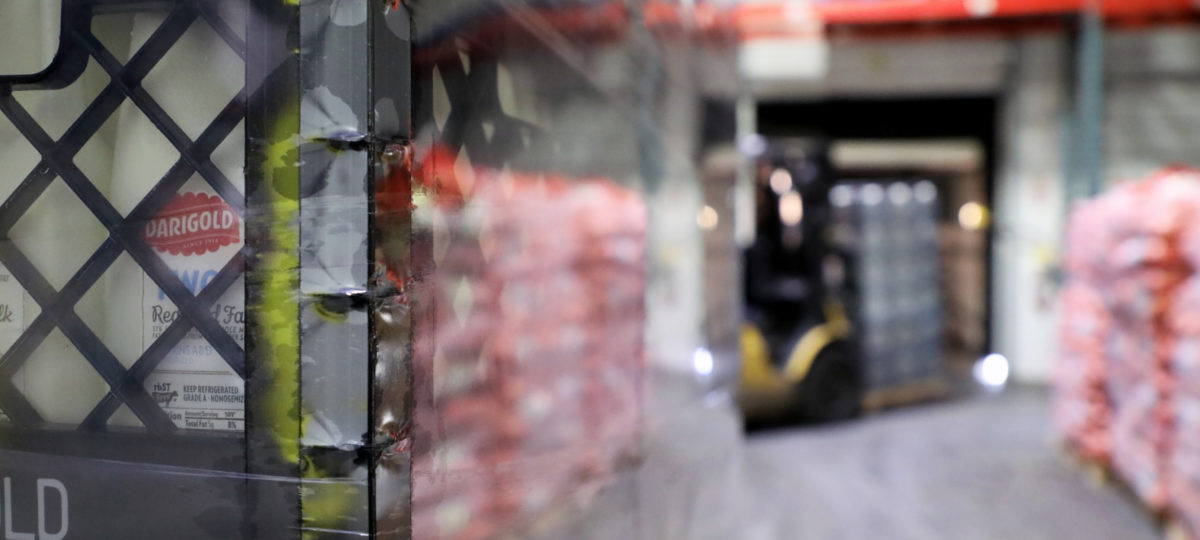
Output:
1168 273 1200 537
1057 167 1200 533
1169 174 1200 537
831 180 944 390
409 147 646 540
1054 196 1112 463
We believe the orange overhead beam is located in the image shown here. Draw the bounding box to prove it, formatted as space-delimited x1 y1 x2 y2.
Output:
413 0 1200 52
815 0 1079 24
728 0 1196 36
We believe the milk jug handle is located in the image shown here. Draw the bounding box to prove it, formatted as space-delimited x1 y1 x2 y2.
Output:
0 0 92 91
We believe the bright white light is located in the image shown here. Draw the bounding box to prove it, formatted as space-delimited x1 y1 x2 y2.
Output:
973 353 1009 389
860 184 884 206
914 180 937 204
739 133 767 157
779 191 804 226
829 185 854 207
966 0 997 17
697 205 719 231
693 347 714 376
769 168 793 195
888 183 912 206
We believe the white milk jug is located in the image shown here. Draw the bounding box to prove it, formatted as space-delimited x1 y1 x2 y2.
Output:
105 10 246 430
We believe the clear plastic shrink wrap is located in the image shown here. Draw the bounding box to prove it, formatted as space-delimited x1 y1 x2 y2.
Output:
1058 168 1200 526
0 0 751 538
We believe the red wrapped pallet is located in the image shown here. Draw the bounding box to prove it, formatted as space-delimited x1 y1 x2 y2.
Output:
1138 169 1200 533
1101 199 1178 509
1169 276 1200 537
1109 378 1172 509
1055 282 1113 461
1171 392 1200 539
1057 167 1200 515
412 466 512 540
411 157 647 540
1056 197 1115 463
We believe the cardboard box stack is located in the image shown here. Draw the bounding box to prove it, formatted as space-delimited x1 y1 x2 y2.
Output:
410 153 646 540
831 181 944 389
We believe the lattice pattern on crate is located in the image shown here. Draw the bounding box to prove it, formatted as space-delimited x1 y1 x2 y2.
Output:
0 0 246 433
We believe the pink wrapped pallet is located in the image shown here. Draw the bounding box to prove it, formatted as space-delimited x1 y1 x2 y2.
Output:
1169 277 1200 536
1057 167 1200 517
1101 174 1189 511
411 159 647 540
1055 283 1112 461
1055 199 1114 462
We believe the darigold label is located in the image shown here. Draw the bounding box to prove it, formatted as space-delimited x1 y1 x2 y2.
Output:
142 191 244 431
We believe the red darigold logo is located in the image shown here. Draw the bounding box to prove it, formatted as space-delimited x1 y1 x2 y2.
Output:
143 192 240 256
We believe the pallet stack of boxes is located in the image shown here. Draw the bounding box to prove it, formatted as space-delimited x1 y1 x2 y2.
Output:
410 154 646 540
1057 168 1200 532
834 181 944 389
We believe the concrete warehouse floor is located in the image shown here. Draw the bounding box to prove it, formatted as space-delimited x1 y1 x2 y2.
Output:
745 387 1161 540
528 383 1159 539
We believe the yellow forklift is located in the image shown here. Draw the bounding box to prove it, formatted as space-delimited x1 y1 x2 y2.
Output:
738 140 863 423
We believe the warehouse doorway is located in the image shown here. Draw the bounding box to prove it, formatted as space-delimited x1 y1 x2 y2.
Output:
757 97 997 390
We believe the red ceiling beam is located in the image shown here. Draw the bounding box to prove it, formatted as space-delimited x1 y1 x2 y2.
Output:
729 0 1196 37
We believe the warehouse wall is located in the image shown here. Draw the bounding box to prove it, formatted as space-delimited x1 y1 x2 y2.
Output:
645 42 707 381
992 26 1200 384
748 35 1010 99
992 35 1068 384
1106 27 1200 182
